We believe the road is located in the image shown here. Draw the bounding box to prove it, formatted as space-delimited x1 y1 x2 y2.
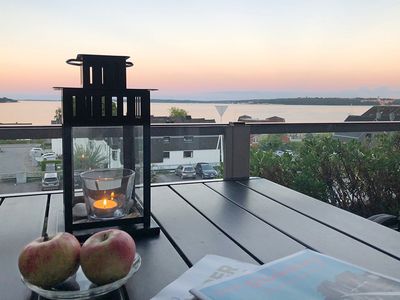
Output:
0 144 38 174
0 143 43 194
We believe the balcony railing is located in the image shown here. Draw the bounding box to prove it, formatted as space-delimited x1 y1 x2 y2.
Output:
1 121 400 180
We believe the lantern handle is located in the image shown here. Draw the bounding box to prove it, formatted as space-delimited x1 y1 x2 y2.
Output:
67 58 134 68
66 58 82 66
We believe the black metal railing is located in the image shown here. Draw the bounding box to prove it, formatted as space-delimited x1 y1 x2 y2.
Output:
1 121 399 137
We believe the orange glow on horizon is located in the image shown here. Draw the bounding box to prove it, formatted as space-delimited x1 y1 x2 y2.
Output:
1 32 400 98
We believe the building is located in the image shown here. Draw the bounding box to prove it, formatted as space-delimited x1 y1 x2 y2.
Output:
150 115 220 170
334 106 400 142
238 115 285 123
52 115 221 171
237 115 287 145
150 115 215 123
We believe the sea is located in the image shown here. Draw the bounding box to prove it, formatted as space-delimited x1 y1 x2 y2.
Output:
0 101 372 125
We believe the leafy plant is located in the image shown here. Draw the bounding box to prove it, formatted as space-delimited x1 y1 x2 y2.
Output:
73 143 108 170
250 133 400 218
40 160 62 171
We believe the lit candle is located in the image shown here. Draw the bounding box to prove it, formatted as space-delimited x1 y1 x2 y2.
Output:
93 193 118 218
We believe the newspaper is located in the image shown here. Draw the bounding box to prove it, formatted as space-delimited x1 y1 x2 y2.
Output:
190 250 400 300
151 255 258 300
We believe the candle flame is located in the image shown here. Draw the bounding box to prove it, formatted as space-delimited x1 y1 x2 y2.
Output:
103 198 107 207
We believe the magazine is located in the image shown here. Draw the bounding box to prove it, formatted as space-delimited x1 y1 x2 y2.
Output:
151 255 258 300
190 250 400 300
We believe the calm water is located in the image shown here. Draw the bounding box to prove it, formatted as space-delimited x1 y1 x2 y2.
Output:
0 101 371 125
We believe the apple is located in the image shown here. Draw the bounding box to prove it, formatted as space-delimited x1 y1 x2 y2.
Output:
18 232 81 288
80 229 136 285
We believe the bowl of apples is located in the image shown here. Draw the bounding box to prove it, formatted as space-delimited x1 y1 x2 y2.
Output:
19 229 140 300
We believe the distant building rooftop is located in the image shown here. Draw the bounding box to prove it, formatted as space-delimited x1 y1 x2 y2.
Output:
335 106 400 142
345 105 400 122
238 115 285 122
151 115 215 123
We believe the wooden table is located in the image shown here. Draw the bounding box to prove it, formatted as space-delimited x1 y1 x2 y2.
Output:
1 178 400 299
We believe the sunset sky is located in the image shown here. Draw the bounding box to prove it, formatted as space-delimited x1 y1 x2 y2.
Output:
1 0 400 100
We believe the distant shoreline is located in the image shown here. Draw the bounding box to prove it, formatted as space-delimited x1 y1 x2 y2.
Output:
7 97 400 106
152 97 398 106
0 97 18 103
16 99 60 102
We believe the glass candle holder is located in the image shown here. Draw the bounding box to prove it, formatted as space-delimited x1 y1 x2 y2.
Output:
80 168 135 220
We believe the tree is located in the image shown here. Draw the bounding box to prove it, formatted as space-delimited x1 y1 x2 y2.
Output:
169 107 188 119
53 107 62 124
258 134 285 152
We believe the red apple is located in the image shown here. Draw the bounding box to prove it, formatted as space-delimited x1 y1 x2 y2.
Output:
80 229 136 285
18 232 81 288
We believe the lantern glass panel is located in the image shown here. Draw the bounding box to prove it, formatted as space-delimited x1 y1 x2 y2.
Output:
71 126 144 225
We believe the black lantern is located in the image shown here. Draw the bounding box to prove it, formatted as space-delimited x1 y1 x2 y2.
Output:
58 54 159 240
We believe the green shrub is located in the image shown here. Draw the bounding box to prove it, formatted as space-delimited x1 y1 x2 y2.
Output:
250 133 400 217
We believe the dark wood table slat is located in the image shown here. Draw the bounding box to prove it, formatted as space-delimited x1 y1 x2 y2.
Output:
126 233 189 299
48 192 189 300
206 180 400 278
152 185 259 265
242 178 400 259
172 183 305 264
47 193 65 235
0 195 48 300
2 180 400 300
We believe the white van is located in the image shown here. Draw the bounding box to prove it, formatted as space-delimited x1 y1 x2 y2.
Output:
42 172 60 190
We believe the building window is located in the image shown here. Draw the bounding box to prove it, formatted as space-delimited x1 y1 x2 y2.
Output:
184 136 193 143
163 137 170 143
163 151 170 159
183 150 193 158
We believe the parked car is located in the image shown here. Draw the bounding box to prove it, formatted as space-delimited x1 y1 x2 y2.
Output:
39 152 57 161
195 163 218 179
175 165 196 179
30 147 43 157
41 172 60 190
45 163 56 172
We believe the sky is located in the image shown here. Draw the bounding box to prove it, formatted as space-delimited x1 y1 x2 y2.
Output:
1 0 400 100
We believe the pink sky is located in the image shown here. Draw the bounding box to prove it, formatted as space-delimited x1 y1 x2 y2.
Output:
1 0 400 100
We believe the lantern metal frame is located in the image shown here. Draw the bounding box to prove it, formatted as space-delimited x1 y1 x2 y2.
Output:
58 54 159 239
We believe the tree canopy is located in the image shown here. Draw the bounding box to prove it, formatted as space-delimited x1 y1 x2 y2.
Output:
169 107 188 119
53 108 62 124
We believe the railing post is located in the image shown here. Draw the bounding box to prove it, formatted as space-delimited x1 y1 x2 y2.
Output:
223 122 250 180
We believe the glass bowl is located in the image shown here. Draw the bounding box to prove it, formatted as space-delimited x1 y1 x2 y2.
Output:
21 253 141 300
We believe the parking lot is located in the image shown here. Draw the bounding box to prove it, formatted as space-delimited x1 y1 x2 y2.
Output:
154 171 206 183
0 180 43 194
0 143 45 194
0 143 220 194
